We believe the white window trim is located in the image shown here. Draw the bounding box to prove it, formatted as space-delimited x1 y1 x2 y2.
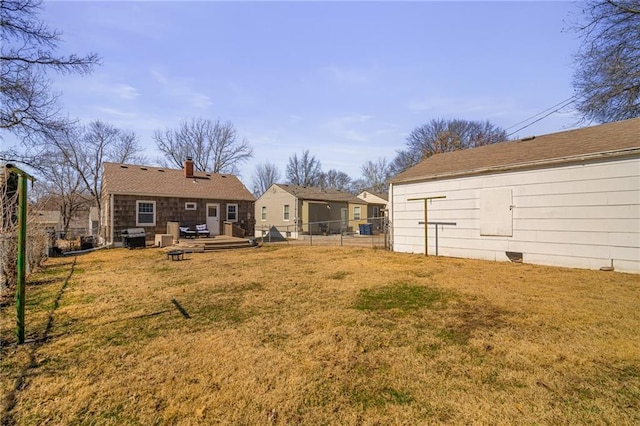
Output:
283 204 290 221
185 202 197 211
261 206 267 221
136 200 156 227
227 203 238 222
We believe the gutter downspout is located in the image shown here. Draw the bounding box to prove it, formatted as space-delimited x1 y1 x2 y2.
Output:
388 183 393 252
110 193 114 245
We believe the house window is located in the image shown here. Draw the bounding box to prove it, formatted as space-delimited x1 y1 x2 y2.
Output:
283 204 290 221
185 202 197 210
261 206 267 221
227 204 238 222
136 201 155 226
354 206 361 220
373 206 380 217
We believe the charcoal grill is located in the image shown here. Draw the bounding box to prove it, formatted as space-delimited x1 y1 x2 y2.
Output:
122 228 146 249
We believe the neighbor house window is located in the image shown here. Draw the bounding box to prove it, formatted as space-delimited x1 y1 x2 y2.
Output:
354 206 361 220
136 201 155 226
227 204 238 222
185 202 197 210
373 206 380 217
283 204 290 220
261 206 267 221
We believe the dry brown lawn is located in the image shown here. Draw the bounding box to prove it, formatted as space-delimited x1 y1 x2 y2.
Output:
1 245 639 425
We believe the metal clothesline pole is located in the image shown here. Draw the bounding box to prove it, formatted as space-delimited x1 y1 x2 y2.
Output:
418 221 458 256
408 195 446 256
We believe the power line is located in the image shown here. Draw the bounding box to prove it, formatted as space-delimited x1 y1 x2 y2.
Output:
505 95 578 131
506 95 579 138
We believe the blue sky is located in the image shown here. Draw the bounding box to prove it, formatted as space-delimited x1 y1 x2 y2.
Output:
36 1 582 184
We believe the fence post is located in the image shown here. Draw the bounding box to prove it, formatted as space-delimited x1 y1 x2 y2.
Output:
6 164 36 344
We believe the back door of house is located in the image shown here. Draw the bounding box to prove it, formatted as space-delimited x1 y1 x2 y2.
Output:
206 203 220 235
341 208 348 230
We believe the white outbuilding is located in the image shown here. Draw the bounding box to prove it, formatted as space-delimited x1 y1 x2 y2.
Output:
389 117 640 273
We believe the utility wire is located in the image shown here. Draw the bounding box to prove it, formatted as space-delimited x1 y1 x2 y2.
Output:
506 95 579 138
505 95 578 131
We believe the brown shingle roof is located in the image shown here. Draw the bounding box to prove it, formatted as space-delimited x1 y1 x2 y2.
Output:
392 117 640 184
276 184 365 204
103 162 255 201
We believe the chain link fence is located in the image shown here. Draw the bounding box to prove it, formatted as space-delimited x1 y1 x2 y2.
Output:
255 217 389 249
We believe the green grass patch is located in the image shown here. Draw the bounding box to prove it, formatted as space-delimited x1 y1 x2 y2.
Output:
349 385 414 408
354 282 452 313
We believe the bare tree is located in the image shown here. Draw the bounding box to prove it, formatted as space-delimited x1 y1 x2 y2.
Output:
47 120 145 217
154 118 253 174
319 169 351 191
0 0 99 142
389 150 422 177
285 150 322 186
572 0 640 122
251 162 281 197
392 119 508 174
348 178 368 195
0 167 18 295
361 158 392 193
37 150 90 235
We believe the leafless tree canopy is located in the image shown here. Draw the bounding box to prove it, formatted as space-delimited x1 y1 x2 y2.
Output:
392 119 508 174
572 0 640 122
46 120 145 215
319 169 351 191
36 150 91 235
285 150 322 186
360 158 392 193
251 162 281 197
0 0 99 141
154 118 253 174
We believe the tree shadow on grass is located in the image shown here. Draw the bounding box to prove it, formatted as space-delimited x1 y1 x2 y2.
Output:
1 257 76 425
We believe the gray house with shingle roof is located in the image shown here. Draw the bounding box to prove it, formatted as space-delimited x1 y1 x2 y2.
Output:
255 184 368 237
390 118 640 273
101 159 255 245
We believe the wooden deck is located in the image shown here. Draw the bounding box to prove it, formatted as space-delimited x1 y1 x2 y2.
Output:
172 235 258 252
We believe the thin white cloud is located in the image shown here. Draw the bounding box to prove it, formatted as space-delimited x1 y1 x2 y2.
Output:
91 107 140 122
149 68 212 110
324 114 373 142
191 93 213 109
150 68 169 85
114 84 140 100
319 64 378 85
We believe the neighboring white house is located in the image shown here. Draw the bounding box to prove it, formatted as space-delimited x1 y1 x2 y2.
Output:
389 117 640 273
357 190 388 232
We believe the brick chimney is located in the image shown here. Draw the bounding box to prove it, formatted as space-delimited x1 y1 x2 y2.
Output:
184 158 194 178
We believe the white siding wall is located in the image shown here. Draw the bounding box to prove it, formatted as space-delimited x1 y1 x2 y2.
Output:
391 157 640 273
254 186 298 237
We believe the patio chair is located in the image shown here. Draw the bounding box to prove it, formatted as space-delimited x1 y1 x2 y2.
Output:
195 224 210 238
179 226 196 239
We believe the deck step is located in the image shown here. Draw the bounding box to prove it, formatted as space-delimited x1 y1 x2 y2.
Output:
176 236 258 252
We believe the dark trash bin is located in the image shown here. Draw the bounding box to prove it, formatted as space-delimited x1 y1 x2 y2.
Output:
80 236 95 250
122 228 146 249
359 223 373 235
